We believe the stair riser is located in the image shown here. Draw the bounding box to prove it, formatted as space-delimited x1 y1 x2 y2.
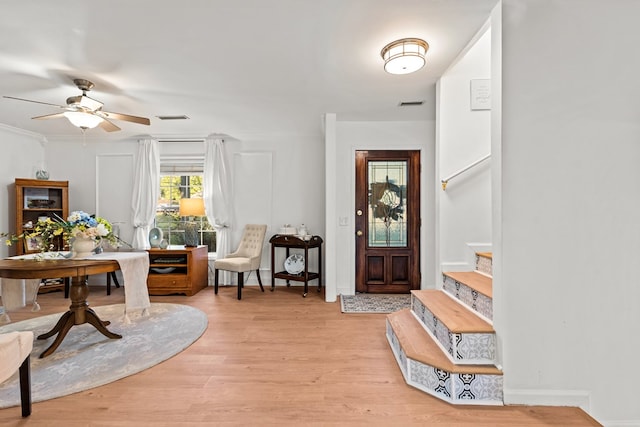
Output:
411 297 496 364
386 321 503 405
476 255 492 276
443 275 493 321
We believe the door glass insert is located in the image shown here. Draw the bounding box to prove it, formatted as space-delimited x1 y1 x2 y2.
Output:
368 160 407 247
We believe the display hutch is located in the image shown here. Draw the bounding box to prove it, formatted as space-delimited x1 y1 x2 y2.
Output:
146 245 208 296
14 178 69 292
14 178 69 254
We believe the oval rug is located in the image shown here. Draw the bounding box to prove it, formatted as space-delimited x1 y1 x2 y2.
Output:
0 303 207 408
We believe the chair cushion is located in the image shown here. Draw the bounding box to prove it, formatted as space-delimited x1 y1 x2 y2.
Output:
214 257 252 272
0 331 33 383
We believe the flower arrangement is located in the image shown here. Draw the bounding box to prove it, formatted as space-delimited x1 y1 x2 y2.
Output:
3 210 118 252
66 211 115 242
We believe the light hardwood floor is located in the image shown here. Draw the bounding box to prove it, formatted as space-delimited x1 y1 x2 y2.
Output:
0 284 601 426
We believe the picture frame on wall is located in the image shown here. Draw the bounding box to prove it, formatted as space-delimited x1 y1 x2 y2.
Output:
470 79 491 110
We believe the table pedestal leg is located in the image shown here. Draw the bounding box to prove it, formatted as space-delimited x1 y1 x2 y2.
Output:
37 274 122 358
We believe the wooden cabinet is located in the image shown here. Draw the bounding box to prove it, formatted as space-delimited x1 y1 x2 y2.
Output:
146 246 208 296
14 178 69 255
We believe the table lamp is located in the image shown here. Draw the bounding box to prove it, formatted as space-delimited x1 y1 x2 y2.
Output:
179 198 205 247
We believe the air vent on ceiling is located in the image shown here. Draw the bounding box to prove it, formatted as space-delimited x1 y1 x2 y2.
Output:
156 115 190 120
398 101 424 107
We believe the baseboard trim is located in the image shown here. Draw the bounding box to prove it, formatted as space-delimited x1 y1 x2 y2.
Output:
504 388 591 412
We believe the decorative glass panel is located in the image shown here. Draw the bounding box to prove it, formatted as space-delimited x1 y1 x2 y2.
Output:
368 160 407 247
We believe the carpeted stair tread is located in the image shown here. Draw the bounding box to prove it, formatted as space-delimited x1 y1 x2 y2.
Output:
476 252 492 259
411 290 494 333
387 309 502 376
443 271 492 298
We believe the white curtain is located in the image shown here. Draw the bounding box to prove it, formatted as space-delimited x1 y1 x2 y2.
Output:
204 136 233 284
131 139 160 250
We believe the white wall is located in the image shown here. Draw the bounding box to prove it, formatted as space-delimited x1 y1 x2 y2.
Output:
0 125 46 259
326 120 435 300
500 1 640 424
43 131 325 284
436 27 492 278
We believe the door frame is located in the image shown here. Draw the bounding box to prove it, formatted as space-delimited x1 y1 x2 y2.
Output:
354 149 421 293
321 115 434 302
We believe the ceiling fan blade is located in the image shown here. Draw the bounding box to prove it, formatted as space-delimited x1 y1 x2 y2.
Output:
101 110 150 125
3 95 67 109
32 112 67 120
99 118 121 132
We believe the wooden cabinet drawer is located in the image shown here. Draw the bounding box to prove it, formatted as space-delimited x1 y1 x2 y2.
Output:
147 274 189 289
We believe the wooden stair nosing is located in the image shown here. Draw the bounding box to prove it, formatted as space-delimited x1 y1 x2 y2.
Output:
411 290 494 334
443 271 492 298
476 252 492 259
387 309 502 376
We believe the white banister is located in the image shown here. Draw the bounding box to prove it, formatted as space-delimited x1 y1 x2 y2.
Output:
441 154 491 190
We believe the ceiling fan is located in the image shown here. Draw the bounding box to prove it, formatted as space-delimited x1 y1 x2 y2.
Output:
3 78 150 132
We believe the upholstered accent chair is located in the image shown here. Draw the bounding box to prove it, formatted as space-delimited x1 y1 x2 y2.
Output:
0 331 33 417
214 224 267 300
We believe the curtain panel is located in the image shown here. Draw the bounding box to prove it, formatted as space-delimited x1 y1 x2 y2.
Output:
204 137 233 284
131 139 160 250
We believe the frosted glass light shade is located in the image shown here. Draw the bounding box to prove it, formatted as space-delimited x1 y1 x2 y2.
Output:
63 111 103 129
381 38 429 75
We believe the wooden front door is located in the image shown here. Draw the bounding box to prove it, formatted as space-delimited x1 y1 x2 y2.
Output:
355 150 420 293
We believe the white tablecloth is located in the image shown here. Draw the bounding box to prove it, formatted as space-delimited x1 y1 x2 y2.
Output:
0 251 150 324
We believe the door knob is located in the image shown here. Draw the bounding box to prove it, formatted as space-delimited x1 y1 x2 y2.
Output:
356 230 363 236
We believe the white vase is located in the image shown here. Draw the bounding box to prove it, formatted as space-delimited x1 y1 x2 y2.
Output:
72 237 96 258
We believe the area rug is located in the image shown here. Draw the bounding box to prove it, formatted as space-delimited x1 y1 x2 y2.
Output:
0 303 207 409
340 293 411 313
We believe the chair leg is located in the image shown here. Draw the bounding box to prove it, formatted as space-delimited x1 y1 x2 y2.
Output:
214 269 219 294
18 355 31 417
64 277 70 298
237 272 243 300
111 272 121 288
256 269 264 292
106 272 111 296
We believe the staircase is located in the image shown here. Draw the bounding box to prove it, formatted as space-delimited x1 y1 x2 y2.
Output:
386 252 503 405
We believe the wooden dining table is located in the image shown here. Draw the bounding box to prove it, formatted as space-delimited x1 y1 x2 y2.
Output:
0 257 122 358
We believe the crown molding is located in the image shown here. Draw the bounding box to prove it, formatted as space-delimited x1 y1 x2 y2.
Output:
0 123 48 145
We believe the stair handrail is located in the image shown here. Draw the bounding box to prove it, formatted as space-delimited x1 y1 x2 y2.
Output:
441 153 491 190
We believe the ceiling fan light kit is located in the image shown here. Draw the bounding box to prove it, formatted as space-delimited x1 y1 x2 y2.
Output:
380 38 429 75
3 78 150 133
63 111 103 129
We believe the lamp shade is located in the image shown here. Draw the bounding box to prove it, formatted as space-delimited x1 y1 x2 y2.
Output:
179 198 205 217
380 38 429 75
63 111 104 129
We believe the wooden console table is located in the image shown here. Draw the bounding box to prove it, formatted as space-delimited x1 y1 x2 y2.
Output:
269 234 323 297
146 246 208 296
0 258 122 358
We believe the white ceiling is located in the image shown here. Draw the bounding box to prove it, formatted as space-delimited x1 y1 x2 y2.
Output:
0 0 496 142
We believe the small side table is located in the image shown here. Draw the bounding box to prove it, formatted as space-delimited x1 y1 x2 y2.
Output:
269 234 323 297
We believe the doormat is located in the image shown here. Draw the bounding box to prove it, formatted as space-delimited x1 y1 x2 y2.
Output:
340 293 411 313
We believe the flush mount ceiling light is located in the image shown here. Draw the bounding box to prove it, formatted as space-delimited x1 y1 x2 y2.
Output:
63 111 104 129
380 38 429 75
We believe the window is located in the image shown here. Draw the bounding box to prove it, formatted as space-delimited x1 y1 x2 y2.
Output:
155 174 216 252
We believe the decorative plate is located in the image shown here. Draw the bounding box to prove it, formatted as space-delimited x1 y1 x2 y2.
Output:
149 227 163 247
284 254 305 275
151 267 176 274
